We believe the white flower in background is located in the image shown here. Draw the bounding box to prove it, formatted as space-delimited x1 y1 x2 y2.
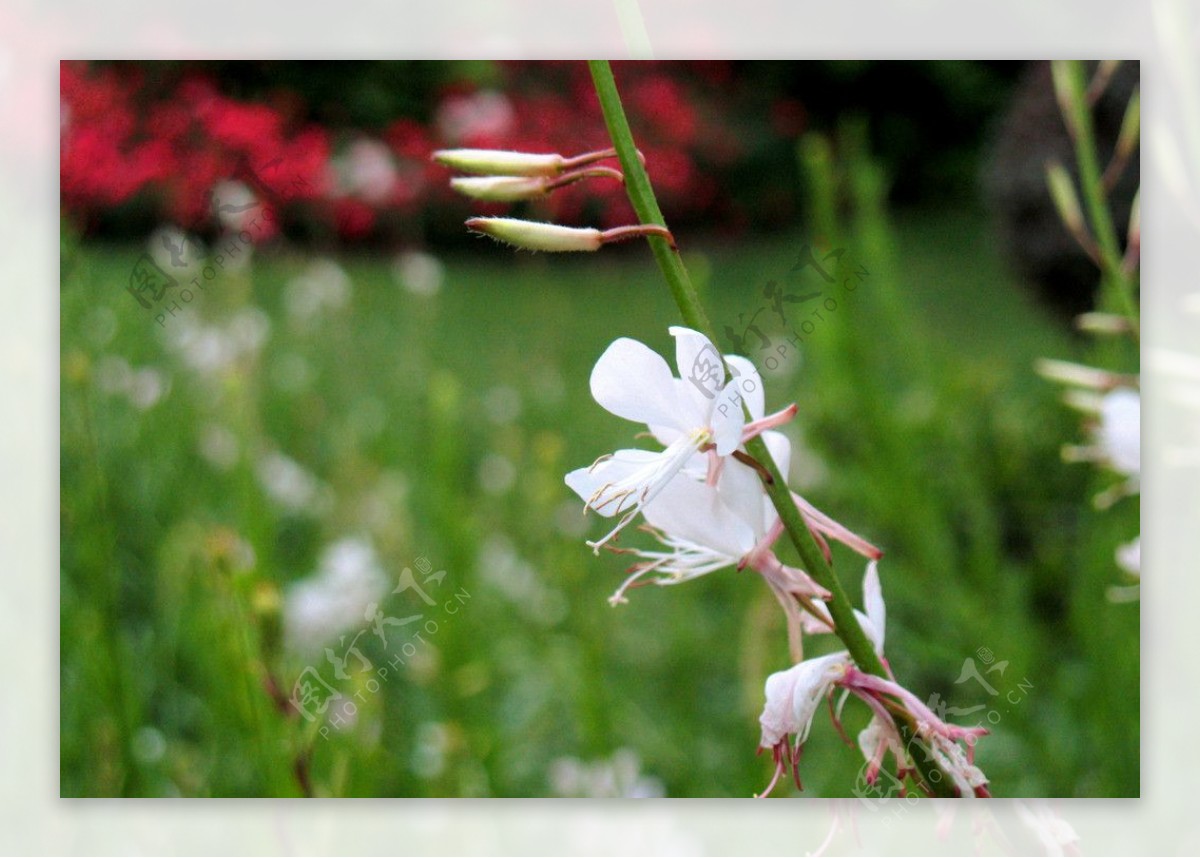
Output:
393 250 445 296
210 180 259 232
256 450 329 514
482 385 522 425
435 90 515 144
1108 535 1141 603
476 533 568 626
93 355 169 411
148 224 206 280
548 749 665 798
331 138 397 204
284 537 388 653
163 308 270 375
1096 387 1140 485
285 257 351 323
1038 358 1140 585
1115 536 1140 577
198 423 239 471
565 327 777 551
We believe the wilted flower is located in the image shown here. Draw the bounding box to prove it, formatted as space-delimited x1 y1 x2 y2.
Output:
756 563 987 797
756 562 886 795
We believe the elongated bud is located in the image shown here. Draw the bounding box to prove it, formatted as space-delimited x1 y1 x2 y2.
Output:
1046 162 1084 234
1051 61 1080 138
450 166 624 203
466 217 676 252
1114 88 1140 164
1036 357 1124 390
1076 311 1134 335
1087 60 1122 103
1045 161 1098 263
433 149 564 177
451 175 550 202
1123 189 1140 275
467 217 603 252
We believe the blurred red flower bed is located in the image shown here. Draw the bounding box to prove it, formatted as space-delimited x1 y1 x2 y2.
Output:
60 61 791 245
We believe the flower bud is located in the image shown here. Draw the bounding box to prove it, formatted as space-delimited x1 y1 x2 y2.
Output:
1045 162 1086 237
432 148 563 176
450 175 548 202
466 217 603 252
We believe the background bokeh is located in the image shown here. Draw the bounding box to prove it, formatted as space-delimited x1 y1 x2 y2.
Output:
60 59 1139 798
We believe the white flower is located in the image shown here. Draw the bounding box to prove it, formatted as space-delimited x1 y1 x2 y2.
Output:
284 537 388 653
757 563 887 753
1097 387 1140 480
433 92 516 146
285 258 350 323
606 431 828 608
1115 536 1140 576
565 327 753 551
332 138 397 204
754 565 902 797
393 250 445 296
759 650 853 751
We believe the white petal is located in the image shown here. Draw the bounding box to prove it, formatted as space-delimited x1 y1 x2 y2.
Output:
860 561 886 653
710 382 746 455
1099 388 1140 477
564 449 661 517
643 474 755 559
590 338 684 429
762 430 792 479
1115 536 1140 576
648 423 683 446
670 326 726 422
717 454 769 540
759 652 851 748
725 354 765 421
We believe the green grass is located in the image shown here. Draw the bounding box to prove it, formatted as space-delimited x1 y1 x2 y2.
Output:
60 203 1138 798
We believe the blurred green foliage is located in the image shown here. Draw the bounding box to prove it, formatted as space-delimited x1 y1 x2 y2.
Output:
60 126 1136 797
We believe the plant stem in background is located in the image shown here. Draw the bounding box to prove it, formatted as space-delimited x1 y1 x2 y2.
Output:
588 59 959 797
1054 60 1140 331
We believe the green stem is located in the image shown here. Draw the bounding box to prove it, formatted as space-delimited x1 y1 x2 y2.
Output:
587 61 716 340
1057 60 1139 329
589 59 958 797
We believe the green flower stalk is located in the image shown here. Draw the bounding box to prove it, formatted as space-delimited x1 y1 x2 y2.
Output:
585 59 963 797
